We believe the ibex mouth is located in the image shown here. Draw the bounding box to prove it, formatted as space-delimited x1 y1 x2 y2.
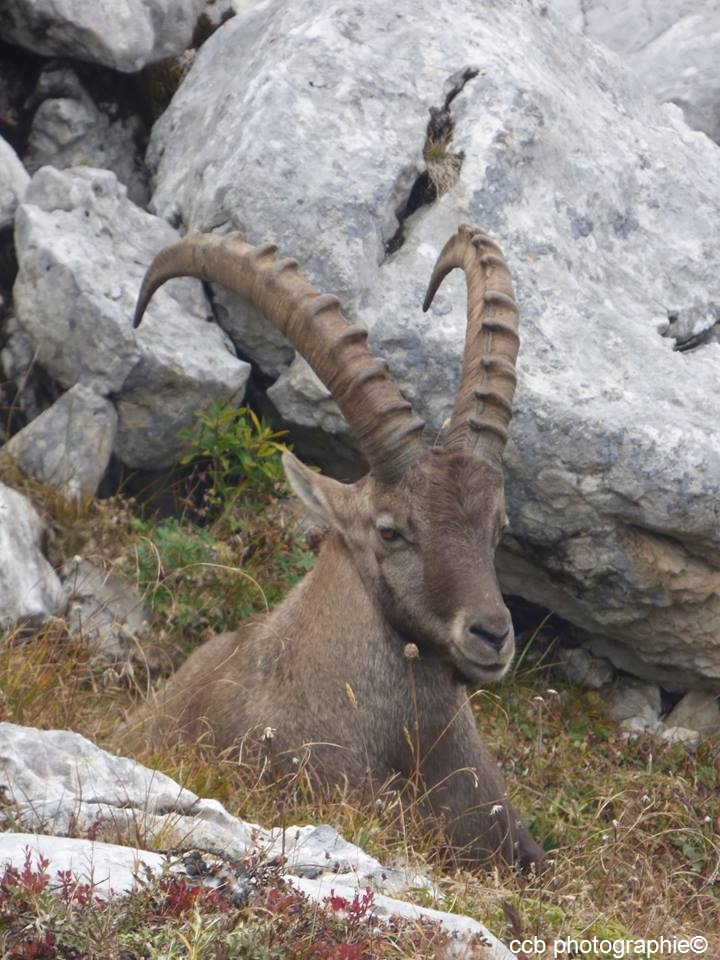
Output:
450 611 515 683
449 639 513 684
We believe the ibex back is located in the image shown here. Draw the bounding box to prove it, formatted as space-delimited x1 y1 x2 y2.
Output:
128 225 545 871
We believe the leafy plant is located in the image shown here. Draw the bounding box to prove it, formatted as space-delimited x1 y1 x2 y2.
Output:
0 849 463 959
117 403 316 643
180 402 290 505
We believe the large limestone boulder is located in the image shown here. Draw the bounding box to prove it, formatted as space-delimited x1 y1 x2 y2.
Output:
548 0 720 142
146 0 720 686
0 0 208 72
11 166 250 470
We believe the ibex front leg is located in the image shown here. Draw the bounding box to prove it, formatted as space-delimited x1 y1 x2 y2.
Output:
410 692 545 870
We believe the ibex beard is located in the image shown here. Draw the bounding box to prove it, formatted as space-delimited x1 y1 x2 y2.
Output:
125 224 546 873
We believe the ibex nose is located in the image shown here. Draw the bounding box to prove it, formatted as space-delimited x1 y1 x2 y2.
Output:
468 622 510 652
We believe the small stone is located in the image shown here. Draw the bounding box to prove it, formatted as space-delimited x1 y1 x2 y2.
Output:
605 678 662 725
664 689 720 738
0 482 65 629
558 647 615 689
619 716 662 738
2 383 117 498
0 136 29 231
62 557 148 661
660 725 700 750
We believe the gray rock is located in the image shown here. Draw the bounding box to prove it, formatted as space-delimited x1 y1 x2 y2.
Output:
0 313 53 427
25 63 149 206
0 135 28 231
606 678 662 726
664 689 720 738
548 0 720 142
0 721 255 845
146 0 720 685
0 0 208 73
62 557 148 660
212 289 294 377
0 834 166 899
263 823 426 893
579 634 703 694
266 355 347 435
1 382 117 497
0 722 511 957
659 302 720 352
0 833 510 959
0 482 65 628
197 0 241 34
12 166 250 470
659 725 700 749
620 715 663 738
558 646 615 690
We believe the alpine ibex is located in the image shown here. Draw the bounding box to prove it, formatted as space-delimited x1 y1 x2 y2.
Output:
128 225 545 871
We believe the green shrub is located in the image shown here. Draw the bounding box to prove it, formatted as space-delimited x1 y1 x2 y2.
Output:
181 403 289 505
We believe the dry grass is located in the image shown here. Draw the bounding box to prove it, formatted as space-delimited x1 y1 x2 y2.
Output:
1 463 718 957
423 137 464 197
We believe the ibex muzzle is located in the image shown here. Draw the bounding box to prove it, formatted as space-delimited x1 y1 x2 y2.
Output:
128 225 545 872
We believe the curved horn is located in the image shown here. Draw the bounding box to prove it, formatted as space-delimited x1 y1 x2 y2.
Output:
422 225 519 463
134 233 426 482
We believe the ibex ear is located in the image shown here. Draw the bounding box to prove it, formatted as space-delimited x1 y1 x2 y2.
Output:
282 451 348 528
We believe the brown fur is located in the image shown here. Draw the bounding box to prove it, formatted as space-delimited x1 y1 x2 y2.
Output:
126 449 545 870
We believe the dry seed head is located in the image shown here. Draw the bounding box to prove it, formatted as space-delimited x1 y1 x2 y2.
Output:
345 683 358 709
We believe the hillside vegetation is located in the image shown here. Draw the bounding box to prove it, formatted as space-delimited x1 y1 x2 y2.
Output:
1 406 718 958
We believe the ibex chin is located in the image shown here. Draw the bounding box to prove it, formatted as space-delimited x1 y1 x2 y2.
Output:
128 224 545 871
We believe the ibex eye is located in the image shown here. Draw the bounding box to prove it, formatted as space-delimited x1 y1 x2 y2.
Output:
377 524 400 543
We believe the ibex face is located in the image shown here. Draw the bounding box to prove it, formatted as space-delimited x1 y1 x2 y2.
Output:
393 450 514 681
285 448 513 683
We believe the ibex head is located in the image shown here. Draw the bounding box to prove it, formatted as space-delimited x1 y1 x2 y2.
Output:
134 225 519 683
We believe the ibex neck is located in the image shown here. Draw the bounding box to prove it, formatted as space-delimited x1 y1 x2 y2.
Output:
270 533 382 643
269 533 459 686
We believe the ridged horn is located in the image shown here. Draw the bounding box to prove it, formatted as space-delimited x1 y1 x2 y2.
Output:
133 232 426 482
422 225 519 463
